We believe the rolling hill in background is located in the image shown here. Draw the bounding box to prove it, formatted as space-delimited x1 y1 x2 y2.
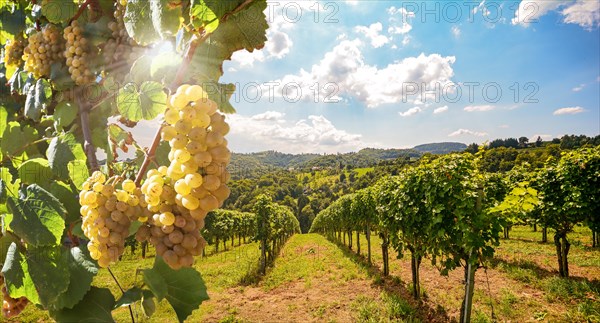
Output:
412 142 467 154
229 142 467 179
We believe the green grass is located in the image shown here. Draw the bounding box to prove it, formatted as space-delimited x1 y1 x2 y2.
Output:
9 227 599 322
12 241 260 322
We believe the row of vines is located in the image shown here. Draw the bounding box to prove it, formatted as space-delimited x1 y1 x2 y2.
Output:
310 147 599 322
0 0 272 321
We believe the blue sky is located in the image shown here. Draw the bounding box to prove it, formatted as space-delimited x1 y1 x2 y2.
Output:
219 0 600 154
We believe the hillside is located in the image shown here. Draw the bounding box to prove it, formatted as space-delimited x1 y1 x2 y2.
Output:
412 142 467 154
230 147 422 179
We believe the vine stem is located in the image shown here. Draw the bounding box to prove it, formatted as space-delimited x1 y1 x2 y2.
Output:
69 0 95 24
108 267 135 323
134 0 257 186
77 91 100 172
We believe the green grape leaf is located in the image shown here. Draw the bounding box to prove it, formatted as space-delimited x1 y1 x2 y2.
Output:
129 54 153 85
83 16 113 47
190 0 247 31
21 72 35 95
142 256 209 322
68 160 90 190
1 243 40 304
7 184 66 247
209 0 268 53
50 62 75 91
0 235 18 266
188 41 230 82
50 287 116 323
203 81 236 114
142 293 156 317
188 0 267 83
1 122 39 159
0 167 18 200
42 1 78 24
0 105 8 139
0 7 26 35
151 52 182 84
189 0 218 31
154 140 171 167
47 133 87 180
27 246 70 307
114 287 143 308
49 181 81 225
150 0 182 39
89 101 113 153
17 158 52 188
52 245 99 310
124 0 160 45
203 0 246 19
24 79 51 122
0 179 6 204
54 101 78 130
117 81 167 122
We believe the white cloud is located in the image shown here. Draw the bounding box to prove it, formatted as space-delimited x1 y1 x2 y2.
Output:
354 23 389 48
250 111 285 122
346 0 359 6
512 0 599 29
266 28 293 59
561 0 600 29
266 39 456 108
433 106 449 114
553 106 586 115
512 0 568 26
448 129 488 137
387 6 415 35
399 107 422 117
530 134 553 141
464 105 495 112
231 50 266 67
401 35 411 46
451 25 461 38
572 84 585 92
231 3 294 68
227 112 366 153
498 124 510 128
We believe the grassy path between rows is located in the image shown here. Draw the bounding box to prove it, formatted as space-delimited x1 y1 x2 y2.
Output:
10 228 599 322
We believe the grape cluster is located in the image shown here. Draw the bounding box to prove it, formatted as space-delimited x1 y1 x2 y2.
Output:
22 24 64 78
80 172 151 268
135 194 208 270
0 275 29 319
102 0 143 73
64 21 94 85
3 35 25 67
137 84 231 269
149 84 231 212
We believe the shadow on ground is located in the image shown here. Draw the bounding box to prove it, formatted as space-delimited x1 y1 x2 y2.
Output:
329 237 454 323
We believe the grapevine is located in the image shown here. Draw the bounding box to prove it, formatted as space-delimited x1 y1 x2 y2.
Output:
0 0 268 321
